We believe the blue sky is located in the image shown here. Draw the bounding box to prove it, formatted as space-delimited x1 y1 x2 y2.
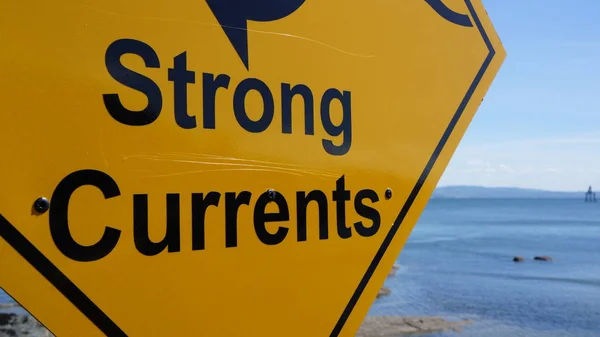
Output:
438 0 600 191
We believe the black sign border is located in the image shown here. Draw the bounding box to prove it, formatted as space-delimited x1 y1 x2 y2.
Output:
0 1 497 336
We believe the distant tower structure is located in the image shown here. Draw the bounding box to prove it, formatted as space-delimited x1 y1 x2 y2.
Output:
585 186 597 202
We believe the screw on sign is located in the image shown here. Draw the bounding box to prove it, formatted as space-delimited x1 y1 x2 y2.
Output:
0 1 505 336
33 198 50 214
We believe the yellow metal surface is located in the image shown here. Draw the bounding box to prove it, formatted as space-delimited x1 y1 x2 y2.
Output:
0 0 505 336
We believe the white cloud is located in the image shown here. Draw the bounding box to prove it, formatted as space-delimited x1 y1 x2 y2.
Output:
439 134 600 191
498 164 515 174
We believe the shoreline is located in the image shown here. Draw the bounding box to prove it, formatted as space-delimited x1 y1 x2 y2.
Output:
362 264 474 336
358 316 473 337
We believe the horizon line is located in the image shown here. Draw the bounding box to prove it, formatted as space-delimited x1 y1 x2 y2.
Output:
435 184 592 193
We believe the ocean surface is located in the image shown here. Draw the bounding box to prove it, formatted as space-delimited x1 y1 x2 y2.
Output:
368 198 600 337
2 198 600 336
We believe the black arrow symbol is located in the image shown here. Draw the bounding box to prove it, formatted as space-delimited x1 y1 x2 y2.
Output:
425 0 473 27
205 0 307 69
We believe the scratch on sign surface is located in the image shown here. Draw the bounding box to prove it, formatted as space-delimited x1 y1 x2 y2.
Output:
83 5 377 58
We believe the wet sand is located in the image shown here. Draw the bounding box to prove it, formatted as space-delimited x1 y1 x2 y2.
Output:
357 316 473 336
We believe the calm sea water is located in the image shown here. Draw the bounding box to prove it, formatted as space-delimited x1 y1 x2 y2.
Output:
2 198 600 336
369 198 600 337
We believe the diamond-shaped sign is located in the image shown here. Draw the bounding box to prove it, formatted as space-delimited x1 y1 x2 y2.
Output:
0 0 505 336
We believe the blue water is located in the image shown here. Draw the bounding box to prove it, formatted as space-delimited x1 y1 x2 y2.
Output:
0 291 9 304
2 198 600 336
369 198 600 336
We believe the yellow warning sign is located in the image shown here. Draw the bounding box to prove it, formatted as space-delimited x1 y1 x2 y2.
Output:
0 0 505 336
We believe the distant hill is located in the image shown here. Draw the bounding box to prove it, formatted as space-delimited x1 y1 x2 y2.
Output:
432 185 586 199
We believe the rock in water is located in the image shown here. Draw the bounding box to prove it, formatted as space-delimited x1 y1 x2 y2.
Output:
387 264 401 277
377 287 391 299
0 313 53 337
